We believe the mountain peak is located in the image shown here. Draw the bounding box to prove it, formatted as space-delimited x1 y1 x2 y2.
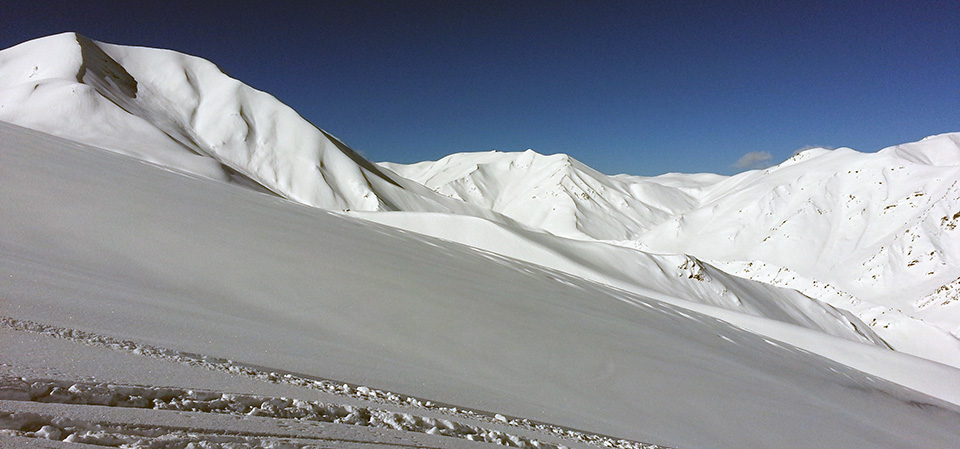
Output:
0 34 514 222
385 149 700 240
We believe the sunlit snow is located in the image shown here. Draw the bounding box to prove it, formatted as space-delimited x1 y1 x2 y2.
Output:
2 33 960 449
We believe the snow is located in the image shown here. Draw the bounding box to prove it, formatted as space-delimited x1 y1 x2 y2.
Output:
383 144 960 367
353 210 888 347
0 375 575 449
0 32 517 224
380 149 703 241
0 32 906 351
3 33 960 449
4 121 960 449
629 138 960 366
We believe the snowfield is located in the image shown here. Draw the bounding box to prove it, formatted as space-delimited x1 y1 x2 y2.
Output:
2 33 960 449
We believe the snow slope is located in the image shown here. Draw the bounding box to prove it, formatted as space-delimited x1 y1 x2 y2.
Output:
355 211 886 346
0 33 888 351
4 32 960 369
3 121 960 449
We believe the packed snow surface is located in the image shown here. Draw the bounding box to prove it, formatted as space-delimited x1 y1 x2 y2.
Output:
3 33 960 449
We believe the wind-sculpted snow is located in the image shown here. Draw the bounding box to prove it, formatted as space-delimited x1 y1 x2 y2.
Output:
356 211 888 346
3 32 960 367
378 150 898 348
4 32 960 447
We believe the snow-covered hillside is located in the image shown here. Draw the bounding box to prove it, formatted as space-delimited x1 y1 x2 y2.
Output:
355 210 887 346
384 139 960 367
0 32 891 350
3 33 960 448
630 134 960 366
4 121 960 449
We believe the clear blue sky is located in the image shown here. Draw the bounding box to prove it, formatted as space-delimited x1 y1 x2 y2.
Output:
4 1 958 175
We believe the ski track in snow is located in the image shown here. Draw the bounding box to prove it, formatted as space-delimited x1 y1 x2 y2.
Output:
0 316 667 449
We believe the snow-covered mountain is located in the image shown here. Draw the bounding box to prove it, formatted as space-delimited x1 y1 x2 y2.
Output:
3 33 960 449
631 135 960 365
0 32 890 349
384 138 960 366
0 32 516 223
381 150 709 241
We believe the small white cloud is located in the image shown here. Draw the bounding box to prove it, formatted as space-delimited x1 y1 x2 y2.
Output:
733 151 773 169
